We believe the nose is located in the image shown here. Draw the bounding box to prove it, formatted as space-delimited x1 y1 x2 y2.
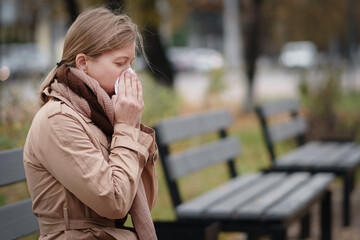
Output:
124 63 132 70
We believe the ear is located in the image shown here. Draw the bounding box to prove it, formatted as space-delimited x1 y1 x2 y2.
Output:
75 53 89 72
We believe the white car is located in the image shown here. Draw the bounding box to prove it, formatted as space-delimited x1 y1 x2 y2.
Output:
167 47 224 72
0 43 50 76
279 41 318 68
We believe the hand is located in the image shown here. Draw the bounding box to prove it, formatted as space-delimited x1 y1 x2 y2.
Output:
111 71 144 128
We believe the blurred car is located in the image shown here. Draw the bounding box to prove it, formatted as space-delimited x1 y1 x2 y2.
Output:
279 41 318 68
167 47 224 72
0 43 50 77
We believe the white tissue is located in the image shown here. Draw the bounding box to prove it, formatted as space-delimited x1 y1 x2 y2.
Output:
114 67 134 95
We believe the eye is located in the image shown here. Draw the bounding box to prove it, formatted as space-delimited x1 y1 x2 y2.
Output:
116 62 125 67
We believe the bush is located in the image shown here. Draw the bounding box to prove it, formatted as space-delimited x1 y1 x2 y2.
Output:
0 82 37 150
299 67 360 142
140 72 181 126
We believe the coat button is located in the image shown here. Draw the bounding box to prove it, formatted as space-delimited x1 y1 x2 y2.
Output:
152 152 158 162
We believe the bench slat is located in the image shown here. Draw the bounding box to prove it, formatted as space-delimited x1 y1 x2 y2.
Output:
258 99 300 118
278 142 356 168
177 173 334 221
282 142 337 167
268 117 307 143
0 198 39 240
203 173 287 218
166 137 240 180
338 146 360 168
156 110 232 144
176 173 262 218
236 173 310 218
277 142 321 165
310 143 355 167
0 148 25 187
264 173 334 220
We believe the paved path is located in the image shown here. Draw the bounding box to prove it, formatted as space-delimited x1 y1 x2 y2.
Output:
174 65 301 108
174 61 360 109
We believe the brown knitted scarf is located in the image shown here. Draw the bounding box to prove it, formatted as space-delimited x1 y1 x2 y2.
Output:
55 65 113 136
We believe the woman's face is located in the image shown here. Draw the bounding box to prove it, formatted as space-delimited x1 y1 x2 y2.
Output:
86 42 136 95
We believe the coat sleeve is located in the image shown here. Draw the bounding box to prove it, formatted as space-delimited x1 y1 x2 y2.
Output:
35 105 156 219
139 124 158 210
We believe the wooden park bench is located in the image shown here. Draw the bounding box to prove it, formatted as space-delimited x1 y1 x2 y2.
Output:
154 109 334 240
0 148 39 239
255 99 360 227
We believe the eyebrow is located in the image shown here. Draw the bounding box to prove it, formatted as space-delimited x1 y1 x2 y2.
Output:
114 57 135 61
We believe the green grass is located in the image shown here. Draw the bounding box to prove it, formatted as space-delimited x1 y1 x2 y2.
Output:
18 233 39 240
335 93 360 112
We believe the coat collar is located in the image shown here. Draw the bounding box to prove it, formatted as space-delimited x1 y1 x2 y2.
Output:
42 87 92 123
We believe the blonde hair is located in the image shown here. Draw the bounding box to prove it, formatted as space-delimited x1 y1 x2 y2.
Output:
40 7 144 105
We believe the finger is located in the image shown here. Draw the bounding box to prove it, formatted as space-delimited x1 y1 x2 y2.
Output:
111 95 116 103
125 72 132 97
119 74 126 96
111 94 118 107
131 73 137 98
137 80 143 102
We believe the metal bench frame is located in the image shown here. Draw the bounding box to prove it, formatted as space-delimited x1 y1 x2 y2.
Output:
256 99 360 226
155 109 334 240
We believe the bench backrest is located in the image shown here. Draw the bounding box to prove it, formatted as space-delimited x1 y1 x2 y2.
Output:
155 109 241 207
0 148 39 239
255 99 307 163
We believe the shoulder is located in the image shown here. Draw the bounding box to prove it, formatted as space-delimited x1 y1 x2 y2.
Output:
24 100 82 161
28 100 90 143
32 100 90 126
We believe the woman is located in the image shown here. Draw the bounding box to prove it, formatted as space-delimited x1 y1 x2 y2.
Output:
23 7 158 240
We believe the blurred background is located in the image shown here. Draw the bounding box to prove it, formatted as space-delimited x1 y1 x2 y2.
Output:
2 0 360 147
1 0 360 239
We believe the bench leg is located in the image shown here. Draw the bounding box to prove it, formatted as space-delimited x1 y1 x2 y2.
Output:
270 227 287 240
155 221 220 240
300 213 310 239
247 232 265 240
247 233 257 240
321 190 332 240
342 173 353 226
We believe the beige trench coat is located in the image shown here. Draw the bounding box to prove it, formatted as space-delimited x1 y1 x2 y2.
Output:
23 92 158 240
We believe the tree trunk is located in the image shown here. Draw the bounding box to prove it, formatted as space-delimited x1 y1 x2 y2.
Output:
142 25 174 86
223 0 242 70
242 0 263 112
106 0 126 11
139 0 174 86
345 0 358 91
108 0 174 86
64 0 79 26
